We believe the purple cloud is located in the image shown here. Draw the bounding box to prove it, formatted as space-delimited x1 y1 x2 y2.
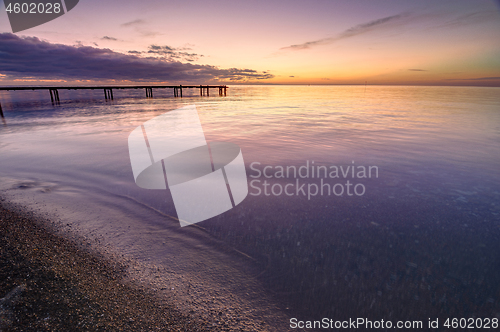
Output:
0 33 273 82
281 13 409 51
146 45 203 62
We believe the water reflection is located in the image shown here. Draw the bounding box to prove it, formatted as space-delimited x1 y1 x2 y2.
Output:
0 85 499 324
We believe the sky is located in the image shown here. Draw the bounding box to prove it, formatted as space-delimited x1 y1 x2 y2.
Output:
0 0 499 85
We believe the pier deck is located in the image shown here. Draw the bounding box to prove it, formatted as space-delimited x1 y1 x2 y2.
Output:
0 85 227 114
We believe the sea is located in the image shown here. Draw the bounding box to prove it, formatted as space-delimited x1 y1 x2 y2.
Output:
1 85 499 330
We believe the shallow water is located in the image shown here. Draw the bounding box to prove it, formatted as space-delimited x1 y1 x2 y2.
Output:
1 85 500 328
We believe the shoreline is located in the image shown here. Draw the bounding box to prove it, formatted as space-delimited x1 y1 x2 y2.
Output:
0 199 213 331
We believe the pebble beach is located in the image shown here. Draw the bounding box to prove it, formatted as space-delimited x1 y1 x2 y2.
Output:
0 199 212 331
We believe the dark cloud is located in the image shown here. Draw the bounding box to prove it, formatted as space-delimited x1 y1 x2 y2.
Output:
289 76 295 77
146 45 203 62
281 13 409 51
0 33 273 82
102 36 118 41
408 69 427 71
121 19 145 27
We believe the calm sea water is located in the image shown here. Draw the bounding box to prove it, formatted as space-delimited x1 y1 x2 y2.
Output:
1 85 499 328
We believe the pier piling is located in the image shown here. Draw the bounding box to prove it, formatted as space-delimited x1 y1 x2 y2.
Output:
49 89 60 104
104 88 114 100
173 86 183 98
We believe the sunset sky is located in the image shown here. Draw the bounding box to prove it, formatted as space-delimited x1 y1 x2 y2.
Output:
0 0 499 85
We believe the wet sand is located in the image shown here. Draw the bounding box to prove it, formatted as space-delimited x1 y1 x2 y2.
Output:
0 199 213 331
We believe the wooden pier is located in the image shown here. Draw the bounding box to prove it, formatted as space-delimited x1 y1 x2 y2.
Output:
0 85 227 113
